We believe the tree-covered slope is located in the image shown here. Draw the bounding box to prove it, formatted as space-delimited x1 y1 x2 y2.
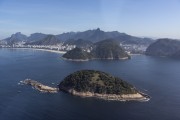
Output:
146 38 180 57
62 47 92 60
27 35 61 45
91 39 130 59
59 70 137 94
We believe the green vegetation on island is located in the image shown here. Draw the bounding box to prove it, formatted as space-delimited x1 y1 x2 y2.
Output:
146 38 180 58
62 39 130 60
59 70 138 94
26 35 61 45
62 47 93 60
91 39 130 59
22 70 150 101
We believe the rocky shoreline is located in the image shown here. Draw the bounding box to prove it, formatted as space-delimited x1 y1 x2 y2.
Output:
21 79 58 93
60 88 150 102
62 57 90 61
21 79 150 102
62 56 130 62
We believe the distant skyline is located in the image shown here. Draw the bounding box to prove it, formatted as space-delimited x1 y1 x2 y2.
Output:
1 0 180 39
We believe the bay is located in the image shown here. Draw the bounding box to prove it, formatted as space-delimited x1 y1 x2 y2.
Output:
0 48 180 120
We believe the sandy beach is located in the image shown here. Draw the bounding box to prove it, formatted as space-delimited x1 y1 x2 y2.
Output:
9 47 66 54
32 48 66 54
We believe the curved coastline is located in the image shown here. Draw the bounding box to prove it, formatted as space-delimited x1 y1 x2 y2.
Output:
6 47 66 54
62 56 130 61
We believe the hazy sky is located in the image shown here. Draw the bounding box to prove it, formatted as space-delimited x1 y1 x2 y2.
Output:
1 0 180 39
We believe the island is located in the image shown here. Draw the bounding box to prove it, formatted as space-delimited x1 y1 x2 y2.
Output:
58 70 150 101
146 38 180 58
21 79 58 93
62 47 92 61
91 39 130 59
62 39 130 61
21 70 150 101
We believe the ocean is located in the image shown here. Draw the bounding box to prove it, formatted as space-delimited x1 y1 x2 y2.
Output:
0 48 180 120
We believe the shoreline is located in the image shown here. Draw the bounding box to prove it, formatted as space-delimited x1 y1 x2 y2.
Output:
61 57 90 61
61 88 150 102
20 79 58 93
21 79 150 102
6 47 66 54
62 56 130 62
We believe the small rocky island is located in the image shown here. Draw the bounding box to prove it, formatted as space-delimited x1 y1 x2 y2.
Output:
62 39 130 61
21 79 58 93
58 70 149 101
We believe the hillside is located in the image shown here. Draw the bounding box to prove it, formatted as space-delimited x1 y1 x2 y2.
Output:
62 47 92 60
63 39 93 48
58 70 149 101
146 38 180 57
91 39 130 59
27 35 61 45
62 39 130 60
3 32 27 45
59 70 137 94
28 33 47 42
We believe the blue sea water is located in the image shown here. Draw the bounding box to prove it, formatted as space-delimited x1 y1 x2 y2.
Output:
0 48 180 120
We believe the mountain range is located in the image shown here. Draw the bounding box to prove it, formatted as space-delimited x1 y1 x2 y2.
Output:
2 32 28 45
26 35 61 45
0 28 154 46
63 39 93 48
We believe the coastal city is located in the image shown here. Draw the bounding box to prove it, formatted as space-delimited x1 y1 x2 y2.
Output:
1 0 180 120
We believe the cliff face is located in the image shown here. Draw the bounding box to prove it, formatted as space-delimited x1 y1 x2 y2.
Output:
146 38 180 57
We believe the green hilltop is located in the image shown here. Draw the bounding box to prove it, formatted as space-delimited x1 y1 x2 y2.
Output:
59 70 137 94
